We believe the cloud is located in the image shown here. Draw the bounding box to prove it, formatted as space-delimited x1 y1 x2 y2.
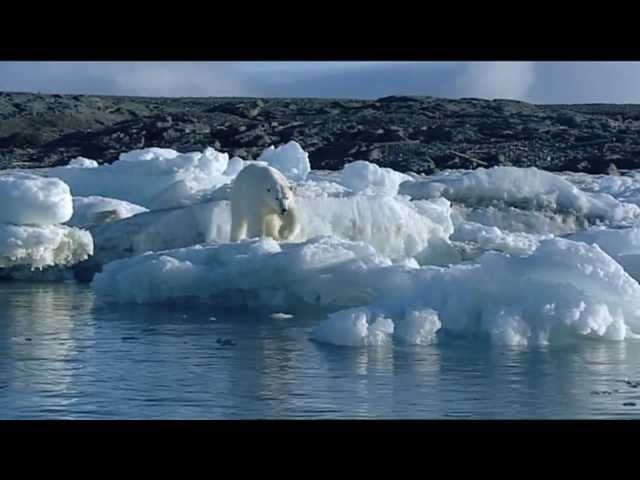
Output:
256 62 467 99
2 61 640 103
255 62 538 100
261 61 640 103
0 62 260 97
454 62 536 100
527 62 640 104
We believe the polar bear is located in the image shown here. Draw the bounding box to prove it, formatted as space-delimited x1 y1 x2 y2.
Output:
230 163 300 242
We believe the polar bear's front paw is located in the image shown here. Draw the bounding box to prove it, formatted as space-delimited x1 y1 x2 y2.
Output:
279 221 299 241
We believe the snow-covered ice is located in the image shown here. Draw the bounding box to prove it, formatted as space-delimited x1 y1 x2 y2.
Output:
565 227 640 281
0 173 73 225
43 147 234 207
92 234 640 346
563 171 640 207
400 166 640 224
89 193 458 265
258 141 310 181
41 144 312 209
339 160 412 196
69 196 148 227
311 307 440 347
451 218 549 256
270 312 294 320
0 173 93 274
453 205 586 236
67 157 99 168
311 308 395 347
5 141 640 348
312 237 640 347
296 195 457 263
91 236 391 307
0 223 93 270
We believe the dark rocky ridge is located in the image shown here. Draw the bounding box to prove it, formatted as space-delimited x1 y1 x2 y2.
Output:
2 91 640 174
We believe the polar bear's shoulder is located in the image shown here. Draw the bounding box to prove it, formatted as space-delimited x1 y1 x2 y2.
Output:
237 163 290 186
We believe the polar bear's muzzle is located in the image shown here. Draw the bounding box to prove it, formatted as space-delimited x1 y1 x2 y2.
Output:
277 196 289 214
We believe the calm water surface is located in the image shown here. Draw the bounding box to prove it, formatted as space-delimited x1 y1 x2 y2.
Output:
1 282 640 419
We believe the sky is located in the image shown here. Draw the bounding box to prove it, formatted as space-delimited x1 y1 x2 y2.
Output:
1 61 640 103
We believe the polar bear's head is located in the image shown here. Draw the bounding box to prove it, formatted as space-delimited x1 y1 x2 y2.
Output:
266 182 294 215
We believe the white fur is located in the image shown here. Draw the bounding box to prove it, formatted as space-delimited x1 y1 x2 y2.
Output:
230 164 300 242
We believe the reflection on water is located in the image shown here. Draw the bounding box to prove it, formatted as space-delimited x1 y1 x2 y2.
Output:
0 283 95 417
1 282 640 419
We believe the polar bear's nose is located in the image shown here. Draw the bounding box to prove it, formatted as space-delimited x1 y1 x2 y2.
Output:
281 208 288 214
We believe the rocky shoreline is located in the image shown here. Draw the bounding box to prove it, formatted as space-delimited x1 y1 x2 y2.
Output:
2 90 640 174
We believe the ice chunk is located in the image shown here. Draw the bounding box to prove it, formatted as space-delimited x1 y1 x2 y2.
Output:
454 205 586 236
69 196 148 227
295 180 352 199
566 227 640 281
311 307 394 347
401 166 640 223
67 157 99 168
258 141 310 181
310 237 640 347
451 219 550 256
92 236 391 307
411 238 640 344
296 195 457 263
116 147 179 163
315 307 441 347
394 308 441 345
0 173 73 225
306 170 345 185
270 312 294 320
43 146 233 207
88 199 232 267
91 229 640 346
148 181 236 210
223 157 245 177
311 308 370 346
399 180 446 200
340 160 412 196
0 223 93 270
563 171 640 207
89 194 458 267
